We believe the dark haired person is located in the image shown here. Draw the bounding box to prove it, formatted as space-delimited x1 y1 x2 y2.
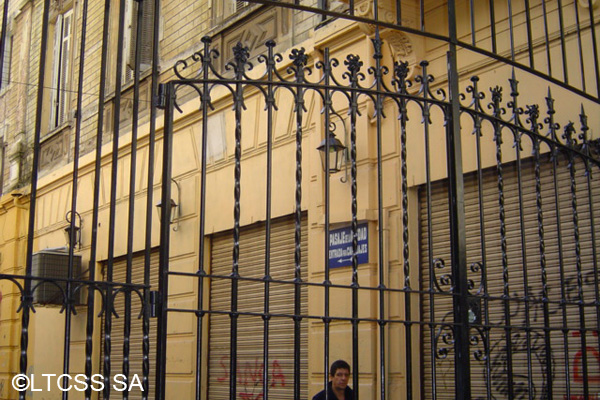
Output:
312 360 354 400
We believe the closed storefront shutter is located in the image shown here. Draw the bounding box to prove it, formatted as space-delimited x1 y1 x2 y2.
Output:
420 156 600 399
100 252 158 399
208 215 308 399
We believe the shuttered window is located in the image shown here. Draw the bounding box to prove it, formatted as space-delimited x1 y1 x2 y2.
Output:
0 34 12 90
100 252 158 399
50 10 72 130
420 155 600 399
122 0 154 82
208 215 308 399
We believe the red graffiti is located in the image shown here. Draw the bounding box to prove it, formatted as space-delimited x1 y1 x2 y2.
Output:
217 357 228 382
216 357 287 399
270 360 285 388
573 346 600 383
571 331 600 383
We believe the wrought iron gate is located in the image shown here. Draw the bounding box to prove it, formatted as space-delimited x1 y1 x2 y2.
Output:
0 1 599 400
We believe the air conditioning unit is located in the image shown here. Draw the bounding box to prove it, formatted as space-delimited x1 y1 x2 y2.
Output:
31 250 83 305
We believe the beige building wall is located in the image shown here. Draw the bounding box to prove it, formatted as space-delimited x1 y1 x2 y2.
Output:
0 0 598 399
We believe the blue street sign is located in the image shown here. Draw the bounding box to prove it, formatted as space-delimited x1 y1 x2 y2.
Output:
328 223 369 269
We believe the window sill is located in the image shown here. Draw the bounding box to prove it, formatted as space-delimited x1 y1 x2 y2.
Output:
208 4 265 37
41 122 72 144
104 68 153 103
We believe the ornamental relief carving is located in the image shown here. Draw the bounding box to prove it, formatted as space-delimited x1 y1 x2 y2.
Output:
352 0 422 78
40 130 69 172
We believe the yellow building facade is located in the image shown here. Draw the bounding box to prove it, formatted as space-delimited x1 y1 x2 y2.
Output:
0 0 599 399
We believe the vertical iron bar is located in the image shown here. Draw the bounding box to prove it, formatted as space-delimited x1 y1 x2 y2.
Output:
565 126 590 399
85 0 112 397
532 103 553 399
262 39 275 400
489 0 497 54
541 0 552 77
322 47 332 400
372 25 387 400
63 0 89 396
573 0 586 92
194 35 212 400
445 58 471 400
349 54 360 400
230 43 248 400
396 0 402 25
548 93 572 399
534 137 553 399
420 0 424 31
104 0 128 397
290 42 305 400
447 2 470 398
511 89 534 400
524 0 534 68
0 0 10 89
422 60 437 400
470 0 476 46
495 102 514 400
471 77 491 400
588 0 600 97
581 107 600 397
142 0 161 397
318 0 327 22
155 82 174 400
557 0 568 84
20 1 51 398
122 0 145 396
396 61 411 400
507 0 515 62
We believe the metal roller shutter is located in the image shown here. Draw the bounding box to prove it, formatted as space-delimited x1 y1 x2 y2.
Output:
100 252 159 399
208 215 308 399
420 156 600 399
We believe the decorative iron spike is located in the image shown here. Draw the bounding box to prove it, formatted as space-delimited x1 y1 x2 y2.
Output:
467 76 484 111
232 42 250 75
525 104 541 134
509 68 519 98
489 86 504 120
507 70 523 126
290 47 308 71
544 87 561 143
417 60 430 97
393 61 409 94
579 104 589 143
344 54 363 75
563 122 577 147
372 37 383 60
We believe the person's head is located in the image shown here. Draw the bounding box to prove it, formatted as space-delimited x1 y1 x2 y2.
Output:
329 360 350 391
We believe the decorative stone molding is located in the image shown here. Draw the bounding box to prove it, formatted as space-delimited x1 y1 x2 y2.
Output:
578 0 599 8
39 130 69 172
218 7 290 72
353 0 422 77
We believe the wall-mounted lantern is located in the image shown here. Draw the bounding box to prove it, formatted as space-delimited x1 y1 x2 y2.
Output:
64 210 82 249
317 132 346 174
156 178 181 231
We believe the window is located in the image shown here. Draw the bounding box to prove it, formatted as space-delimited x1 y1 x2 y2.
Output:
104 0 154 93
116 0 154 84
0 33 12 91
213 0 250 24
49 9 73 130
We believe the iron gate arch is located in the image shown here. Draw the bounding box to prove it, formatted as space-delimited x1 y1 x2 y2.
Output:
0 1 599 400
156 27 600 400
